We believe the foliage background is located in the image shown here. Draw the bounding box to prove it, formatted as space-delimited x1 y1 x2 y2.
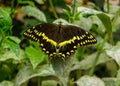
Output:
0 0 120 86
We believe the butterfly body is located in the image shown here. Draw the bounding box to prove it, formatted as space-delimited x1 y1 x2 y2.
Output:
24 23 97 58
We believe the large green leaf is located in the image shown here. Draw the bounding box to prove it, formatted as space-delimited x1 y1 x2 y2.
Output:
77 7 101 15
1 36 20 52
0 8 12 36
116 69 120 86
35 0 45 4
72 52 112 71
102 78 118 86
25 47 47 69
106 46 120 66
97 13 112 37
14 65 56 86
112 9 120 32
0 50 20 61
21 5 47 22
42 80 58 86
76 75 105 86
0 36 25 61
0 81 13 86
18 0 35 6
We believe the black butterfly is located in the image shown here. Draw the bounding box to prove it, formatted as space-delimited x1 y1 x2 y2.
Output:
24 22 97 58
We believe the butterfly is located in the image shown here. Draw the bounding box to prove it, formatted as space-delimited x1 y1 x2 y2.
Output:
24 22 97 58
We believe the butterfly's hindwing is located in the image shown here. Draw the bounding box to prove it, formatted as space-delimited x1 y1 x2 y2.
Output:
39 40 56 57
59 43 76 58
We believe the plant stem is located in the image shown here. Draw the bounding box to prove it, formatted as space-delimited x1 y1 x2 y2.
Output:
89 51 101 76
106 0 110 13
38 77 41 86
11 0 16 16
59 76 68 86
49 0 58 19
72 0 76 17
89 34 108 76
71 0 76 23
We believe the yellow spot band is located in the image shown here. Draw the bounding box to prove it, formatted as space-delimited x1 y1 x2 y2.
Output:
59 36 77 46
41 33 57 46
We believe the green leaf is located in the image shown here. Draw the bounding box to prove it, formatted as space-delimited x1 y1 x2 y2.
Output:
49 43 72 86
72 52 111 70
24 17 41 26
42 80 58 86
106 46 120 66
25 47 47 69
18 0 35 6
1 36 20 54
0 51 19 61
35 0 45 4
78 17 93 31
104 4 120 14
116 69 120 86
0 14 3 18
0 28 3 42
112 9 120 32
97 13 112 37
51 0 67 8
0 36 25 61
102 78 117 86
14 65 55 86
21 5 47 22
76 75 105 86
0 81 14 86
0 7 12 36
78 7 101 15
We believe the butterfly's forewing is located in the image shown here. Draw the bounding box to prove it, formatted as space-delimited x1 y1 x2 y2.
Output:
24 23 59 56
